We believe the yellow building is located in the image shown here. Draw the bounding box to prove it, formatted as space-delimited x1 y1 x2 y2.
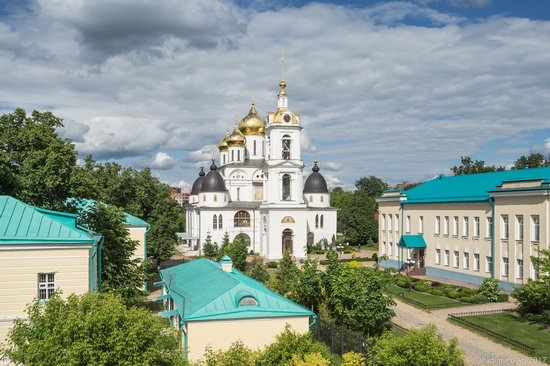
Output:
377 167 550 291
158 256 314 362
0 196 102 342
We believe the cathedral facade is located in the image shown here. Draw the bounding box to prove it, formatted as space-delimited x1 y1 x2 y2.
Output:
185 73 337 259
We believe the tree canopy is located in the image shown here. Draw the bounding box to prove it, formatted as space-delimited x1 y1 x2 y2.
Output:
0 292 183 366
451 156 504 175
513 153 550 169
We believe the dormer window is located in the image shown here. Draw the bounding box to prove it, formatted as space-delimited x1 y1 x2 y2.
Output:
238 296 257 306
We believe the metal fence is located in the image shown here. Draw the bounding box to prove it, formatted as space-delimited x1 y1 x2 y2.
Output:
448 310 534 353
311 318 373 355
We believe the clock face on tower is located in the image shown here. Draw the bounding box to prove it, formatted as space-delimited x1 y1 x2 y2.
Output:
283 114 291 123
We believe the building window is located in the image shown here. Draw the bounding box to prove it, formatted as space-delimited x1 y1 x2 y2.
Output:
315 215 319 228
320 215 324 228
203 195 206 202
321 195 324 202
463 217 469 237
223 155 226 164
282 174 291 201
502 257 509 277
395 215 399 232
234 211 251 227
239 296 257 307
533 263 539 280
515 215 524 241
419 216 424 233
237 187 240 201
237 150 241 161
486 256 492 273
406 216 411 233
531 215 540 243
231 150 234 161
486 217 492 238
453 251 459 268
444 216 449 236
389 214 393 232
453 216 459 236
435 249 441 265
463 252 469 270
219 214 223 229
474 217 480 238
435 216 441 235
253 140 257 156
474 253 480 271
501 215 509 240
282 135 291 159
213 215 218 229
444 250 449 266
382 241 386 255
381 214 386 231
214 194 217 202
388 242 393 256
38 273 55 300
517 259 523 279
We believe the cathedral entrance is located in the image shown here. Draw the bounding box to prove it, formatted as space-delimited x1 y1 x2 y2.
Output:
282 229 293 254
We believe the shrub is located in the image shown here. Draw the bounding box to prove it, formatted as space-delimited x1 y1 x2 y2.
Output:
431 281 442 287
457 288 475 298
462 294 488 304
497 293 509 302
413 283 429 293
341 352 365 366
289 352 330 366
266 261 278 269
479 278 500 302
526 310 550 327
429 289 444 297
447 291 459 300
513 279 550 315
203 341 260 366
245 255 270 284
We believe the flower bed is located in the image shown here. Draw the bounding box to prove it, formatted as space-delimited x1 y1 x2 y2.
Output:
393 274 509 304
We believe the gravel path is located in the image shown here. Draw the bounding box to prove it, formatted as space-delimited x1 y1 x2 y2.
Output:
392 299 547 366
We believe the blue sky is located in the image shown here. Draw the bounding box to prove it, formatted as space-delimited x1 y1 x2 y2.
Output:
0 0 549 189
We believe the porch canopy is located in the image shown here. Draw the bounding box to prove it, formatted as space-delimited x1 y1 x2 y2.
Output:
398 234 426 248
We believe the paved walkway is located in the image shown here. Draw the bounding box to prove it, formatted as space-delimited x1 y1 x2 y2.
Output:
392 300 546 366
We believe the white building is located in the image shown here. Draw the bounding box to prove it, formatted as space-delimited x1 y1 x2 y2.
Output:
185 72 337 259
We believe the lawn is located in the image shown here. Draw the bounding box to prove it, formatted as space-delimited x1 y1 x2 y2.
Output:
456 312 550 361
387 285 467 309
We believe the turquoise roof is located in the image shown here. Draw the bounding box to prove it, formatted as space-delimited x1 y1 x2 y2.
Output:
0 196 100 245
160 258 314 322
67 198 149 228
399 234 427 248
404 167 550 204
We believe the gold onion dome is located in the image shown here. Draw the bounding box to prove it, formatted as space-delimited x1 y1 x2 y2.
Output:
238 103 265 136
226 124 246 147
218 130 229 151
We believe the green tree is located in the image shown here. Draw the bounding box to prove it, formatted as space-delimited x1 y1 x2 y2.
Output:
0 292 183 366
76 201 148 305
272 250 301 301
478 278 500 302
203 341 260 366
513 153 550 169
354 176 388 198
371 325 464 366
0 108 77 210
246 255 270 283
203 233 219 259
218 237 248 271
324 260 395 337
451 156 504 175
330 187 353 236
222 232 230 247
513 248 550 317
342 191 378 246
297 258 324 313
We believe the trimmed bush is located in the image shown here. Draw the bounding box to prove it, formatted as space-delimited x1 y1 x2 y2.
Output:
430 289 444 297
497 293 509 302
266 261 278 269
479 278 500 302
463 294 488 304
414 283 429 293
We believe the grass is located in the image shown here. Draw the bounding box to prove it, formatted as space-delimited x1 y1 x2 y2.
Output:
387 285 468 309
455 312 550 361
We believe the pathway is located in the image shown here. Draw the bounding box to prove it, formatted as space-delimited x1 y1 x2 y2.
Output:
392 299 547 366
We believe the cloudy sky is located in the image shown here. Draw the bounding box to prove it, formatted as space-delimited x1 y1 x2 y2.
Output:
1 0 550 190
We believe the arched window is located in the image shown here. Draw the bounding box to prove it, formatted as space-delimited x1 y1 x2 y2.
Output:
213 215 218 229
235 233 251 247
321 195 324 202
321 215 324 228
223 155 226 164
282 135 291 159
253 140 257 156
237 187 240 201
234 211 251 227
203 195 206 202
282 174 291 201
237 150 241 161
231 150 234 161
214 194 217 202
315 214 319 228
219 214 223 229
238 296 257 306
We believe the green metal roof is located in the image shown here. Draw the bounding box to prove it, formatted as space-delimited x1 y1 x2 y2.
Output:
398 234 427 248
159 258 314 322
404 167 550 204
0 196 100 245
67 198 149 228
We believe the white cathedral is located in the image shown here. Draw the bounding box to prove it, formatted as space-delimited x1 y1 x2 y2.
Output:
185 69 337 259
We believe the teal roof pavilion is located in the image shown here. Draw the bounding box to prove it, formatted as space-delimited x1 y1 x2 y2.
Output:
401 167 550 204
159 258 314 322
0 196 100 245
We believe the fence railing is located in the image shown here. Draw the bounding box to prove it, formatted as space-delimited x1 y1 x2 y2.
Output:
448 310 534 353
387 287 468 310
312 318 374 355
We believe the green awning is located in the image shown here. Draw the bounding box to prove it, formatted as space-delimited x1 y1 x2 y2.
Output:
399 235 426 248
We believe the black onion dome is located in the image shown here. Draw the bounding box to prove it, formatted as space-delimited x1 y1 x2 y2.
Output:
200 160 226 193
190 167 205 195
304 161 328 193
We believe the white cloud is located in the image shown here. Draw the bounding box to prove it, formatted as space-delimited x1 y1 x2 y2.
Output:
150 152 177 170
0 0 549 188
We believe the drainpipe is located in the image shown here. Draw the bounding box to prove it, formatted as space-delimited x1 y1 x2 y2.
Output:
97 237 104 291
309 314 317 330
89 241 98 291
144 224 151 291
488 197 495 279
180 318 188 362
400 202 405 272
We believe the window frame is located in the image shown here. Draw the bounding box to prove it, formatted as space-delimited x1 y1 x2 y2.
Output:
38 273 55 301
234 211 251 227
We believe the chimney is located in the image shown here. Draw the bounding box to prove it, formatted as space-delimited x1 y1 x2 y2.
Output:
220 255 233 273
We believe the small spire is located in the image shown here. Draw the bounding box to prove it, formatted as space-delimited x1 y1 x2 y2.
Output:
312 160 319 172
199 166 205 176
210 158 217 171
251 91 256 105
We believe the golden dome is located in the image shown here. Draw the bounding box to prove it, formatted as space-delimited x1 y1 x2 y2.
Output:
238 103 266 136
226 124 246 147
218 130 229 151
